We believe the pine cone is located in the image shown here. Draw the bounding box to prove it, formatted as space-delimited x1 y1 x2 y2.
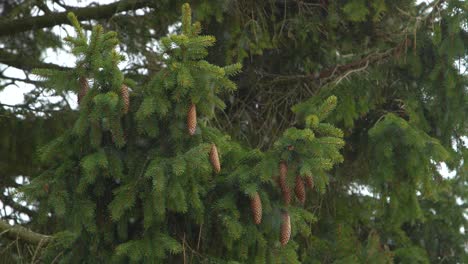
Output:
278 161 291 205
282 186 291 206
278 173 286 190
121 84 129 114
78 77 89 105
279 161 288 179
278 179 291 206
304 176 314 190
280 211 291 246
295 176 306 204
250 192 262 225
187 103 197 135
43 183 49 193
209 144 221 173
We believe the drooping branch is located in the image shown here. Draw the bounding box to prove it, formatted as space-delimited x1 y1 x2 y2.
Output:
0 219 51 245
259 43 402 85
0 0 155 37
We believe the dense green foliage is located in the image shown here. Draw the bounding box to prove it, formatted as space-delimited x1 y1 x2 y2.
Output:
0 0 466 263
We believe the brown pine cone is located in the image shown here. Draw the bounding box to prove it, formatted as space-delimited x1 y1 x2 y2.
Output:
187 103 197 135
282 186 291 206
295 175 306 204
43 183 49 193
121 84 129 114
280 211 291 246
278 161 291 205
278 163 291 206
209 144 221 173
278 173 287 190
78 77 89 105
250 192 262 225
304 176 314 190
279 161 288 179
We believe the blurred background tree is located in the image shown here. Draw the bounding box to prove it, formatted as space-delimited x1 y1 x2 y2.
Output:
0 0 466 263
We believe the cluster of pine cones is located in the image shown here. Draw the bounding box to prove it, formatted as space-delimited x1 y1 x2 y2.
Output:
187 103 221 174
278 161 314 206
187 102 309 247
79 82 220 172
277 160 315 245
248 160 315 246
79 78 313 248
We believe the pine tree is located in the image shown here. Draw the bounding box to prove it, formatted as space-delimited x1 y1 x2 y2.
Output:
16 4 345 262
1 1 466 263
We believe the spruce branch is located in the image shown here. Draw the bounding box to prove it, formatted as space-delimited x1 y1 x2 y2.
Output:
0 0 155 37
0 219 51 245
260 0 447 86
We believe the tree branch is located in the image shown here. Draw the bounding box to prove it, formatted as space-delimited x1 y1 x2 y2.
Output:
318 46 397 84
0 219 51 245
0 49 70 71
0 0 155 37
258 43 402 85
258 0 447 86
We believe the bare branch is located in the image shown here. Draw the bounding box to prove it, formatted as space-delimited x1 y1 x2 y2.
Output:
0 219 51 245
0 0 155 37
0 49 70 71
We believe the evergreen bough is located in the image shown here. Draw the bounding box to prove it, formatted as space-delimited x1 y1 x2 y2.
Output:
21 3 351 263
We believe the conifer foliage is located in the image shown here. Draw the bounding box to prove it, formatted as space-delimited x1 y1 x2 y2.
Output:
16 4 346 263
2 1 465 263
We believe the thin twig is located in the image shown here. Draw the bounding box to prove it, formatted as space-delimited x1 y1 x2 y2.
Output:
197 223 202 251
335 60 369 84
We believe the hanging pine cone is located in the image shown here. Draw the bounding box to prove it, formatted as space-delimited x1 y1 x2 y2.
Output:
304 176 314 190
280 211 291 246
187 103 197 135
278 173 287 190
278 161 291 205
278 176 291 206
250 192 262 225
282 186 291 206
209 144 221 173
295 175 306 204
121 84 129 114
78 77 89 105
43 183 49 193
279 161 288 179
